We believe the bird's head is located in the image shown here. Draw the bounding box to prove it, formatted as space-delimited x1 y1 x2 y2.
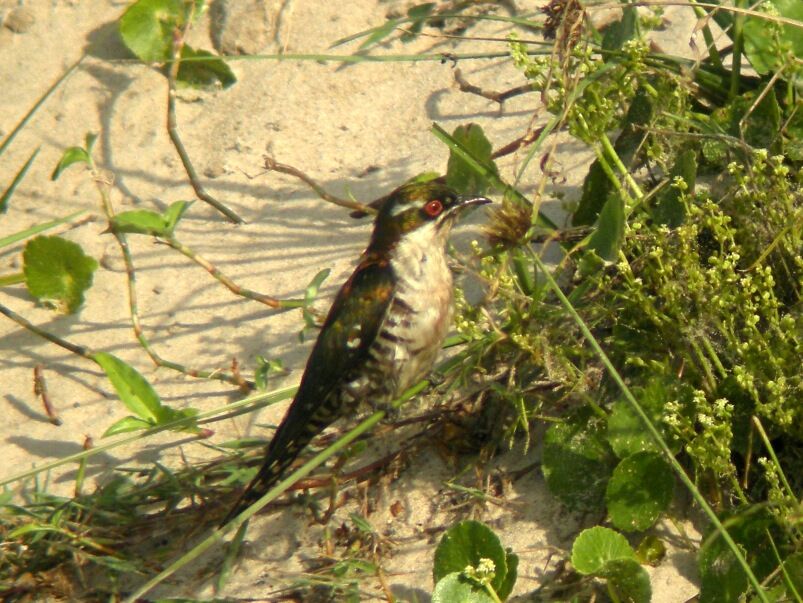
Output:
367 181 491 252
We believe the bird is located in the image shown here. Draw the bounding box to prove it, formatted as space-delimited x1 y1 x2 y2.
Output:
221 180 490 525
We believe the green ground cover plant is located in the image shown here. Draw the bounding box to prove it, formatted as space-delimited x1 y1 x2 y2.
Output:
0 0 800 601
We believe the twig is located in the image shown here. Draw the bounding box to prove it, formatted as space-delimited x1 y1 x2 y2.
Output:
229 358 251 394
291 448 407 491
491 124 546 160
161 236 303 309
264 156 376 215
0 303 91 358
166 21 244 224
454 68 534 105
34 365 62 426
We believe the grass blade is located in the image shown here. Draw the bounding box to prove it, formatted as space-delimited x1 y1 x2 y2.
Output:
0 147 39 213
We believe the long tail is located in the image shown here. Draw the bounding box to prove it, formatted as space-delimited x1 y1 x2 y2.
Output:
219 399 339 526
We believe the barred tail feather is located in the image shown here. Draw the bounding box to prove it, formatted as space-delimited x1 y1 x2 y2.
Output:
219 440 301 526
219 407 335 526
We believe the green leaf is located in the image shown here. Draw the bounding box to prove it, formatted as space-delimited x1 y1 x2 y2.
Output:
574 161 615 226
601 6 638 52
607 376 679 458
254 356 284 391
635 535 667 566
653 149 696 227
743 87 782 153
406 171 441 185
497 550 519 600
92 352 201 438
103 416 153 437
601 558 652 603
157 405 200 427
51 146 92 180
400 3 436 42
111 209 172 236
432 573 497 603
742 0 803 74
1 147 39 213
606 452 674 532
587 192 624 262
23 235 98 313
89 555 141 573
110 201 191 236
92 352 163 424
176 45 236 89
542 406 616 511
780 552 803 600
163 199 191 231
305 268 331 304
571 526 636 575
433 520 513 598
119 0 186 63
446 123 498 196
84 132 98 156
358 18 401 50
300 268 331 339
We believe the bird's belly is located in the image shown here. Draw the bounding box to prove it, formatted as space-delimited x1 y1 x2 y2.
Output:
381 251 454 394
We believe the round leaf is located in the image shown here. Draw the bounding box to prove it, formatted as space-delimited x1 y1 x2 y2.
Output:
571 526 636 575
542 406 616 511
119 0 186 63
23 235 98 313
601 558 652 603
606 452 674 532
433 520 508 596
432 573 496 603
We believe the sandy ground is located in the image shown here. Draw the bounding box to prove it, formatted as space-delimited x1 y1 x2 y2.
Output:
0 1 710 600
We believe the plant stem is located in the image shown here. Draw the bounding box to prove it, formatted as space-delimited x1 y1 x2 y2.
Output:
730 0 745 100
92 169 250 387
483 583 503 603
689 1 724 70
752 417 797 503
699 335 727 379
166 22 243 224
0 302 92 358
599 129 643 201
162 236 303 309
0 272 25 286
689 337 718 392
264 157 375 215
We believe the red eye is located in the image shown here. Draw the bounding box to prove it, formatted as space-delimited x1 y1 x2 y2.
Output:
423 199 444 217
